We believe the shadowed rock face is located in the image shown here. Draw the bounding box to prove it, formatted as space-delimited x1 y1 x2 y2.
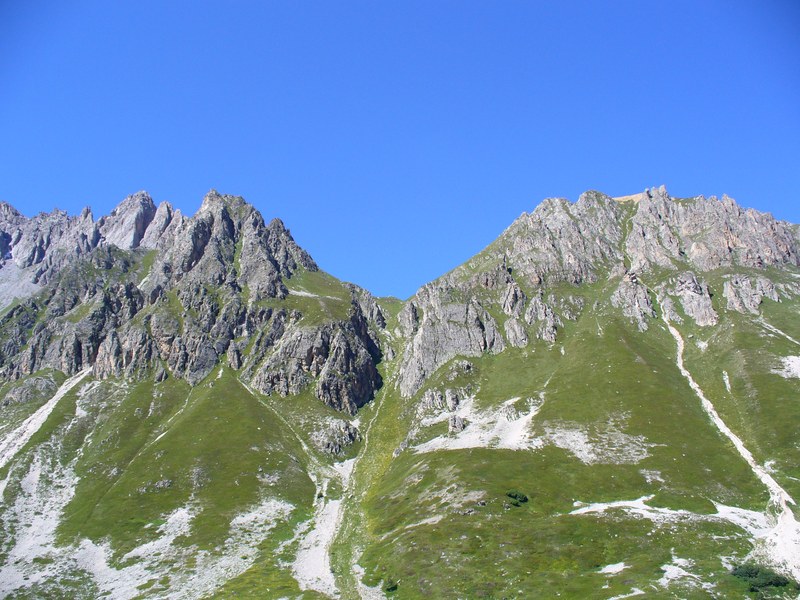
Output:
0 190 381 412
0 186 798 409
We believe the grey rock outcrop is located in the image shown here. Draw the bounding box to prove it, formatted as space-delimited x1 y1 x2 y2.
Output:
420 388 446 412
504 317 528 348
658 295 683 324
445 388 460 411
662 272 718 326
391 187 800 394
501 281 526 317
610 275 655 331
245 305 381 414
448 415 465 433
554 295 585 321
98 191 156 250
139 201 178 250
626 186 799 273
311 418 360 455
1 375 57 406
1 185 798 415
492 191 627 287
723 275 779 314
418 386 465 416
398 285 504 398
138 191 316 303
524 295 562 342
0 191 384 414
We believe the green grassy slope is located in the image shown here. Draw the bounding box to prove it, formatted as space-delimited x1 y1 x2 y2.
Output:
339 279 799 599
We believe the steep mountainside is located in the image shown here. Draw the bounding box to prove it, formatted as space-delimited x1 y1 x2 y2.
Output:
1 187 799 599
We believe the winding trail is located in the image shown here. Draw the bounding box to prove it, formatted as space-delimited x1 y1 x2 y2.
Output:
663 316 800 579
0 368 92 472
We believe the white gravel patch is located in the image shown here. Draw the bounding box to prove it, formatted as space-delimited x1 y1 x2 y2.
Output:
608 588 645 599
353 562 387 600
332 458 356 483
379 514 445 542
760 320 800 347
658 563 696 587
0 449 78 593
657 554 715 592
640 469 664 484
0 368 91 471
571 495 695 523
288 289 320 297
288 289 338 300
544 422 653 465
70 496 293 599
773 356 800 379
722 370 732 393
292 481 342 598
1 453 293 600
712 503 771 537
570 494 770 534
0 391 293 599
599 562 627 574
414 394 544 453
413 393 653 465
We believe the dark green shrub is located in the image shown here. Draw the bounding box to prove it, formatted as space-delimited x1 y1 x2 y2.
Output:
384 578 398 592
506 490 528 503
731 563 794 592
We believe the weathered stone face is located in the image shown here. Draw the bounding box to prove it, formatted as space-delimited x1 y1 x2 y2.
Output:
392 187 800 396
0 190 385 413
0 186 798 410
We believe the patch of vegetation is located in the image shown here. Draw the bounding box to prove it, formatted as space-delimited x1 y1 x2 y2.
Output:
255 268 353 325
64 301 94 323
137 249 157 282
506 490 528 505
731 563 797 593
59 369 314 557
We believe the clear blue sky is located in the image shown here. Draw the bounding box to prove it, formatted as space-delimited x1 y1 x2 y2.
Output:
2 1 799 298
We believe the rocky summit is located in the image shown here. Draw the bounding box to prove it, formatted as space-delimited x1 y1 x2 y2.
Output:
1 186 799 599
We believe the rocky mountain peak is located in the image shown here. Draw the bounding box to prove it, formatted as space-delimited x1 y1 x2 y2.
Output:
198 189 248 215
0 201 22 222
394 187 800 397
0 190 384 414
1 187 797 406
99 191 157 250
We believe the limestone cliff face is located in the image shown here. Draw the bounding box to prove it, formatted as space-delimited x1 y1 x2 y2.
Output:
0 186 798 409
397 285 505 398
393 187 800 397
626 187 799 273
0 190 381 412
137 190 316 304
